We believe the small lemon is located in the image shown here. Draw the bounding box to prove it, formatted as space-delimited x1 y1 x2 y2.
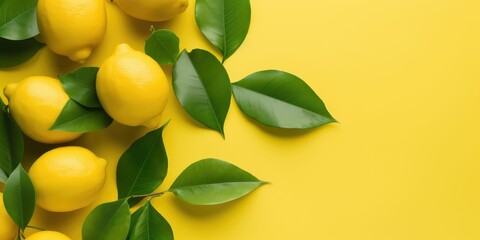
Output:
3 77 82 144
29 146 107 212
37 0 107 63
96 43 169 128
116 0 189 22
25 231 71 240
0 193 17 240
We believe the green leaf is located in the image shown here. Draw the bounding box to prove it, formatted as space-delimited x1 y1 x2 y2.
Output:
0 99 24 176
0 168 8 183
173 49 231 136
82 199 131 240
232 70 336 129
195 0 251 62
130 200 174 240
0 0 39 40
60 67 101 108
169 158 265 205
3 165 35 230
126 203 147 239
117 124 168 206
145 29 180 65
0 37 44 68
50 99 113 133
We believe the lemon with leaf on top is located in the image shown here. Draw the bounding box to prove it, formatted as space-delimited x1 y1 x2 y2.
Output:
0 192 17 240
25 231 71 240
29 146 107 212
116 0 189 21
37 0 107 62
96 43 169 128
3 76 82 144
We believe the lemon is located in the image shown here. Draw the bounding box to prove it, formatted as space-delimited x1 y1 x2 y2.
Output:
37 0 107 63
29 146 107 212
116 0 189 21
0 193 17 240
3 77 82 144
25 231 71 240
96 43 169 128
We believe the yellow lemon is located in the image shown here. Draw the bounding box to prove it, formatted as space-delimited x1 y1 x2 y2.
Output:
3 77 82 144
0 193 17 240
25 231 71 240
29 146 107 212
96 43 169 128
116 0 189 21
37 0 107 63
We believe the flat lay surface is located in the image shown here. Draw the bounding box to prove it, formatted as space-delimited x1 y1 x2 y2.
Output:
1 0 480 239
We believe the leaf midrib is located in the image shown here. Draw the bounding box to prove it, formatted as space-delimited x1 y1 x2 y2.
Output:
187 53 224 134
170 181 263 191
221 0 227 59
0 2 35 27
51 108 100 130
95 201 127 240
153 32 177 63
233 84 330 119
123 132 163 198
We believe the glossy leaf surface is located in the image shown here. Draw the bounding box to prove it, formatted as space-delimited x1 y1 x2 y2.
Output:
3 165 35 230
117 125 168 206
195 0 251 61
173 49 231 136
145 29 180 65
130 200 174 240
169 158 265 205
50 99 113 133
82 199 131 240
60 67 101 108
0 0 39 40
232 70 336 129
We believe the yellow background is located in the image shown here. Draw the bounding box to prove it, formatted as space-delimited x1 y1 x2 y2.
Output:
1 0 480 239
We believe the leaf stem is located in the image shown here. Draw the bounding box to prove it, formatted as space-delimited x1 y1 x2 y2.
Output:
26 225 46 231
130 191 167 199
149 25 156 33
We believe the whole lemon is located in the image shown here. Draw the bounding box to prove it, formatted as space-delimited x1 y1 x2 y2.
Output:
3 77 82 144
29 146 107 212
25 231 71 240
37 0 107 63
0 193 17 240
96 43 169 128
116 0 189 21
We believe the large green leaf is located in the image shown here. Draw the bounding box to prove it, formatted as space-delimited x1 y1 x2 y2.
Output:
59 67 101 108
82 199 131 240
195 0 251 62
169 158 265 205
145 29 180 65
0 0 39 40
0 98 24 176
0 37 44 68
130 200 174 240
50 99 113 133
3 165 35 230
232 70 336 129
173 49 231 136
117 124 168 206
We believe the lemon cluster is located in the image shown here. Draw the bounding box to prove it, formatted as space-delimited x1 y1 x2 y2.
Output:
2 42 170 239
37 0 189 62
1 0 183 238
